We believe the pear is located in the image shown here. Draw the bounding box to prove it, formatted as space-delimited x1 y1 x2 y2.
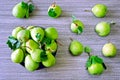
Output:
45 27 58 40
11 48 24 63
26 39 39 54
92 4 108 18
88 63 104 75
17 30 30 42
27 26 35 31
102 43 117 57
25 55 39 72
45 40 58 53
21 42 26 52
48 2 62 18
31 27 45 42
69 40 84 56
31 49 43 62
42 51 56 67
95 22 111 37
12 2 27 18
12 27 24 38
71 19 84 34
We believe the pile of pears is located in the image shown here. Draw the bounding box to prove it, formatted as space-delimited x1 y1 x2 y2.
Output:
7 26 58 71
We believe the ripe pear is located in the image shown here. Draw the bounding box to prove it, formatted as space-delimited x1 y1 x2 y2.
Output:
102 43 117 57
25 55 39 72
17 30 30 42
12 2 27 18
31 49 43 62
45 27 58 40
11 48 24 63
88 63 104 75
42 51 56 67
45 40 58 53
69 40 84 56
31 27 45 42
26 39 39 54
71 20 84 34
95 22 110 37
12 27 24 38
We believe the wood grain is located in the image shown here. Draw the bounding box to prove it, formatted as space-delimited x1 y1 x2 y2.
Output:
0 0 120 80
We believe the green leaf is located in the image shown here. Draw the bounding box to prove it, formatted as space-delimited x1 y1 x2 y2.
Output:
94 56 103 64
40 51 48 61
86 55 104 69
6 36 21 50
25 8 29 18
77 26 83 34
36 33 41 42
84 46 92 53
41 37 52 45
72 15 76 22
29 4 35 13
48 8 57 17
21 1 28 9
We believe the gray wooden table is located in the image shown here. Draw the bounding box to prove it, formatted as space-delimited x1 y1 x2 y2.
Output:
0 0 120 80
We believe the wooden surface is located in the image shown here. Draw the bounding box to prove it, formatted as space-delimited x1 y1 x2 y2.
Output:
0 0 120 80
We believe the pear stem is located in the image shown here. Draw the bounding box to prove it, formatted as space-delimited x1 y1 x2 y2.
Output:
84 10 91 12
56 40 63 46
21 46 32 50
69 37 73 41
110 21 116 25
52 2 56 7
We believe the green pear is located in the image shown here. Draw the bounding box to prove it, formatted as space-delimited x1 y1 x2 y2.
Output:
27 26 35 31
45 40 58 53
92 4 108 18
71 20 84 34
25 55 39 72
11 48 24 63
102 43 117 57
48 2 62 18
88 63 104 75
12 2 27 18
26 39 39 54
17 30 30 42
95 22 111 37
42 51 56 67
69 40 84 56
21 42 26 52
45 27 58 40
12 27 24 38
31 49 43 62
31 27 45 42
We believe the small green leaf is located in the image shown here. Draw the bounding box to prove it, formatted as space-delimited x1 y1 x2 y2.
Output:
21 1 28 9
48 8 57 17
72 15 76 22
42 37 52 45
40 51 48 61
29 4 35 13
77 26 83 34
84 46 92 53
25 8 29 18
36 33 41 42
86 55 104 69
6 36 21 50
94 56 103 64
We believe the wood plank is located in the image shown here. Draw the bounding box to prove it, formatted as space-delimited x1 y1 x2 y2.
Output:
0 0 120 80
